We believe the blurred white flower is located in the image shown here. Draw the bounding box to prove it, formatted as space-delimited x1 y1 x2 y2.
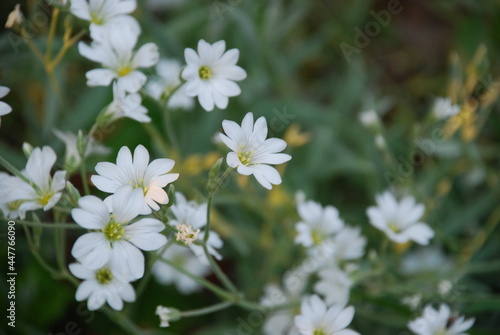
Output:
260 283 301 335
70 0 140 39
295 200 344 247
176 223 200 245
331 226 366 262
5 5 23 29
358 109 378 127
438 280 453 297
220 112 291 189
0 86 12 127
169 192 207 229
314 265 353 306
0 173 26 219
189 230 223 266
182 39 246 111
366 191 434 245
408 304 474 335
401 247 452 275
91 145 179 214
79 20 158 93
152 244 210 294
69 262 135 311
433 97 459 120
71 186 167 280
53 129 110 171
5 146 66 219
146 59 194 110
401 293 422 311
105 82 150 123
155 305 172 328
294 295 359 335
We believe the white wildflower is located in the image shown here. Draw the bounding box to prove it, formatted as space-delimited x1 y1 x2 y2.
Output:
408 304 474 335
366 191 434 245
71 186 167 280
182 39 246 111
69 262 135 311
91 145 179 214
219 112 291 190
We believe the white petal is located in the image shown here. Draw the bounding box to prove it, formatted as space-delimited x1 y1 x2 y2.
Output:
111 186 144 223
117 71 147 93
69 263 95 280
71 233 111 269
126 218 167 251
109 241 144 280
72 196 109 229
132 43 159 68
75 280 96 301
86 68 116 87
70 0 91 21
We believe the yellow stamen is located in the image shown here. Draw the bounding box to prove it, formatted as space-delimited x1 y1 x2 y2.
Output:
198 66 212 80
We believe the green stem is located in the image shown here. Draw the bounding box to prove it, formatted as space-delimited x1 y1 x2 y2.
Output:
45 8 60 63
0 154 32 185
203 188 239 295
101 307 143 335
80 161 90 195
163 106 180 156
142 123 173 158
180 301 233 318
22 225 62 279
159 257 233 301
134 241 173 298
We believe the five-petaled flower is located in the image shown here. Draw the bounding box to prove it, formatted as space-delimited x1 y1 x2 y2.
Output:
219 112 291 190
182 39 246 111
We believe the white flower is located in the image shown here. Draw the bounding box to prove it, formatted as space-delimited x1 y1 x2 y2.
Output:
220 112 291 190
294 295 359 335
0 173 24 219
260 284 300 335
182 39 246 111
5 146 66 219
53 129 110 171
146 59 194 110
0 86 12 127
91 145 179 214
401 293 422 311
295 200 344 247
366 191 434 245
69 262 135 311
314 265 353 306
5 4 23 29
433 97 459 120
79 20 158 93
401 247 452 275
153 243 210 294
175 224 200 245
408 304 474 335
104 82 151 123
155 305 172 328
70 0 139 39
189 230 223 266
71 186 167 280
169 192 207 227
331 226 366 262
358 109 378 127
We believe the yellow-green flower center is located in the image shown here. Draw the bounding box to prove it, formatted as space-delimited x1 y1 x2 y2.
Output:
90 12 104 25
102 220 125 242
131 179 148 195
117 65 133 77
198 66 212 80
388 222 400 233
311 229 323 245
314 329 327 335
8 200 23 211
39 192 54 207
96 267 113 285
238 149 254 166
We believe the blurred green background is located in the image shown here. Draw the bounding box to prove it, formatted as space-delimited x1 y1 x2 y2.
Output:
1 0 500 334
